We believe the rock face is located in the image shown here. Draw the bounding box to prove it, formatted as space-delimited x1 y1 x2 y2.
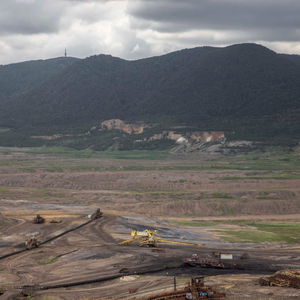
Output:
171 140 257 154
148 131 182 142
89 119 239 153
99 119 148 134
148 131 225 144
95 120 225 143
190 131 225 143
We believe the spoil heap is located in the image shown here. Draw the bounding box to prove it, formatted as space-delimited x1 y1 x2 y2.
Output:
259 270 300 289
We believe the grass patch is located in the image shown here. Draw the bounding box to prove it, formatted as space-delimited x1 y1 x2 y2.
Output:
175 221 219 227
0 187 9 194
219 172 300 181
175 219 300 243
249 223 300 243
20 167 36 173
217 230 285 243
27 147 169 160
102 150 168 160
32 189 52 198
45 166 64 172
28 146 97 158
0 150 11 155
212 192 235 199
37 256 58 265
213 222 300 243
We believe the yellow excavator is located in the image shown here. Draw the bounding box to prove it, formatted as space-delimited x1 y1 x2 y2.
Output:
118 229 203 247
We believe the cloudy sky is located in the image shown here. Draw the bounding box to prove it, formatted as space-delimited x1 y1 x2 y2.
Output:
1 0 300 64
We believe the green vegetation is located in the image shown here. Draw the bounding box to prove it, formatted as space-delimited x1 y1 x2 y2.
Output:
175 221 219 227
0 44 300 148
11 147 297 173
219 172 300 181
0 57 78 99
32 189 52 198
28 147 98 158
249 222 300 243
37 256 58 265
20 167 36 173
27 147 168 160
102 151 169 160
0 187 9 194
212 192 234 199
217 230 286 243
181 220 300 243
0 146 298 217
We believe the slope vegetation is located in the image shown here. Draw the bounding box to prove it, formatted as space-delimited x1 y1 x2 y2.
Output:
0 44 299 144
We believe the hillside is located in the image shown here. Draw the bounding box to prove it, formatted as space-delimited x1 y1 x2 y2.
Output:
0 57 79 99
281 54 300 66
0 43 299 149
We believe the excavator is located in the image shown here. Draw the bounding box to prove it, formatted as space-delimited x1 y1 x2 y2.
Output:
118 229 203 247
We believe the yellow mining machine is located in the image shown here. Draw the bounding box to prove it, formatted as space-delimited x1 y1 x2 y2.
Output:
118 229 203 247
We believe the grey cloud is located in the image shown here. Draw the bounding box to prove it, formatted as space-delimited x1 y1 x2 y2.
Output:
0 0 68 35
128 0 300 41
1 0 300 64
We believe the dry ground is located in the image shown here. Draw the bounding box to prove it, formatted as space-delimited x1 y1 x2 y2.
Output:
0 147 300 299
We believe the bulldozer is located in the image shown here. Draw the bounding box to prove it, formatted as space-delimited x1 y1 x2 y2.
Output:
25 237 40 250
118 229 203 247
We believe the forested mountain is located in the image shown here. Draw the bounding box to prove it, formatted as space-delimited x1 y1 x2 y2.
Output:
280 54 300 66
0 43 299 146
0 57 79 99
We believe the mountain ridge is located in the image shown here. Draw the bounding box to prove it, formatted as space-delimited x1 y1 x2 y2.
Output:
0 43 299 148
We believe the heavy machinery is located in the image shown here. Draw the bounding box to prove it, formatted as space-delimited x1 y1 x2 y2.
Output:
33 214 45 224
118 229 203 247
89 208 103 220
259 270 300 289
147 276 225 299
184 254 239 269
25 237 40 250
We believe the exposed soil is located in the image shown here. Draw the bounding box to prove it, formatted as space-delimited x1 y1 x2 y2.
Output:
0 149 300 299
1 203 300 299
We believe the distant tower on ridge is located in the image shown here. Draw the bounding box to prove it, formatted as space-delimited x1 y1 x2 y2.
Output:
64 48 67 57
